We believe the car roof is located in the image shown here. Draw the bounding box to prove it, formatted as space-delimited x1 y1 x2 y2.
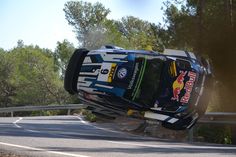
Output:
89 47 158 55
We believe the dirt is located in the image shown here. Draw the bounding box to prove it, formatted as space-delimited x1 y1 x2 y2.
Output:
0 152 24 157
96 116 189 141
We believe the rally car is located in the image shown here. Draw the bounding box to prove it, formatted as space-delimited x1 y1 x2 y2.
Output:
64 45 213 130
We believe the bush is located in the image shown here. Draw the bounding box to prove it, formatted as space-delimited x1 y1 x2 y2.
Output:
197 124 232 144
80 109 97 122
85 112 97 122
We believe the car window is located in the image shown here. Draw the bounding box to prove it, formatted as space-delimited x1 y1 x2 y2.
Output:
133 58 163 106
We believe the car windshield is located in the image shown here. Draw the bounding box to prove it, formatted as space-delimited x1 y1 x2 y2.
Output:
132 57 163 106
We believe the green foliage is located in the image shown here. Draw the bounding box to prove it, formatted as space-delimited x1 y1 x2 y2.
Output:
0 50 16 107
10 46 54 105
197 125 232 144
85 112 97 122
102 19 130 48
0 43 72 108
117 16 164 51
54 39 75 78
81 109 97 122
64 1 110 48
63 1 165 51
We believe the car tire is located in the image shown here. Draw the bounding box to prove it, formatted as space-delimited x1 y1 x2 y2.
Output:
64 48 89 94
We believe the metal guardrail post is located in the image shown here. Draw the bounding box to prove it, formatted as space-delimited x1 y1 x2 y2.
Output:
67 109 71 115
11 111 14 117
40 110 43 116
188 127 194 142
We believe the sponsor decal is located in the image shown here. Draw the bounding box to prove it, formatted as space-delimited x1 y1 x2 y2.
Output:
128 63 139 89
108 64 116 82
171 71 187 101
171 71 197 103
132 57 147 100
117 68 127 79
180 71 196 103
169 61 177 77
97 63 116 82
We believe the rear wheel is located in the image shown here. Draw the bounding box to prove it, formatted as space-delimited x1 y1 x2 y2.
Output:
64 48 89 94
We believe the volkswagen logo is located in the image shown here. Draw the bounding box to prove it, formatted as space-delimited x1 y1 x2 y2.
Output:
117 68 127 79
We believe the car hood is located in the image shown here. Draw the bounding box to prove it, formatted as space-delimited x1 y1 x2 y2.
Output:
156 59 201 111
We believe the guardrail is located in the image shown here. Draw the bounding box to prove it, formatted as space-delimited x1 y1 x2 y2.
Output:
0 105 235 142
0 104 87 117
199 112 236 124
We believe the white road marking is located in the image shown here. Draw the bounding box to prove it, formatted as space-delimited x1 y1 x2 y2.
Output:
107 141 236 150
76 116 88 124
24 129 41 133
13 117 23 124
0 142 90 157
12 117 43 133
13 117 23 128
66 116 236 151
75 116 127 134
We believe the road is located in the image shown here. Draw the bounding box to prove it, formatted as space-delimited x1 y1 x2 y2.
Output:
0 116 235 157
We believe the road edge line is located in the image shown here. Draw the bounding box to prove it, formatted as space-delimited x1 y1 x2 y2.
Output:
0 141 90 157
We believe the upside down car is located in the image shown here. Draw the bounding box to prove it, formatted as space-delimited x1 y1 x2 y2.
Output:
64 45 213 130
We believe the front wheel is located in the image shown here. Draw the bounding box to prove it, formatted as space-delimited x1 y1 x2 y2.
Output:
64 48 89 94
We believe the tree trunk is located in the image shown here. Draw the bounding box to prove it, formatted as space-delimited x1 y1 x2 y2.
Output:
196 0 205 54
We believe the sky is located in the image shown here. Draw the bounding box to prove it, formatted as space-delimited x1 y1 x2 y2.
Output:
0 0 165 51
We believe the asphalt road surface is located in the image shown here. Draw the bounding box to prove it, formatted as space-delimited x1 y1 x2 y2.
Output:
0 116 236 157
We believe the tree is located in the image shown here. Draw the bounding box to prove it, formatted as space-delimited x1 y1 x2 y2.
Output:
8 45 70 106
17 39 24 48
114 16 165 51
63 1 166 51
162 2 196 51
162 0 236 112
118 16 153 50
64 1 110 48
54 39 75 78
0 50 16 107
98 19 130 49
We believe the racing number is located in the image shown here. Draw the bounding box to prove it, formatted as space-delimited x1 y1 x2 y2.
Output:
97 63 116 82
100 69 109 74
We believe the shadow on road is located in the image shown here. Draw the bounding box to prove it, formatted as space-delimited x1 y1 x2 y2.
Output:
39 146 236 155
1 116 236 156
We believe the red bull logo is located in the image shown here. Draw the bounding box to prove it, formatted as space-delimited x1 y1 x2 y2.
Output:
171 71 197 104
180 71 196 103
171 71 187 101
